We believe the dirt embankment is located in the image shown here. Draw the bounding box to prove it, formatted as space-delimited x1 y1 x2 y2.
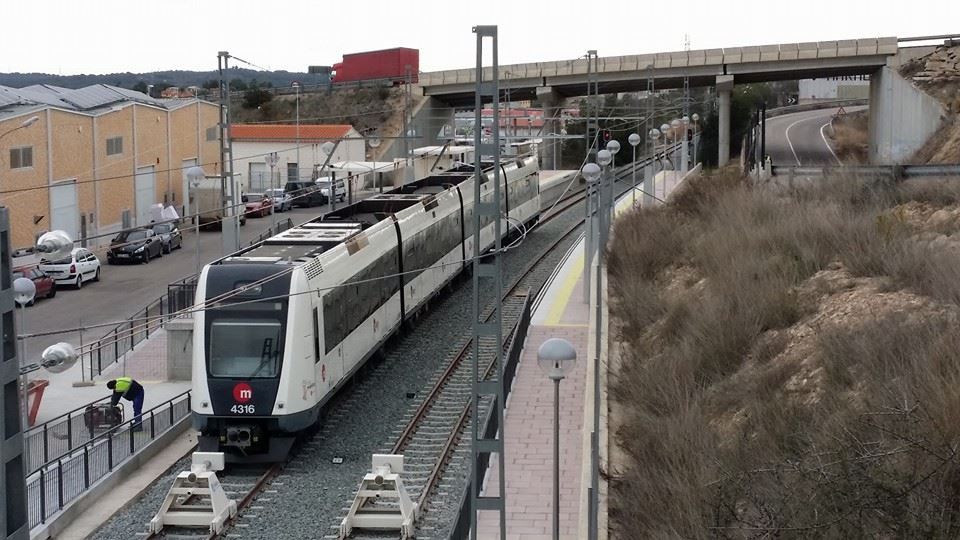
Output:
231 87 405 159
905 45 960 164
608 169 960 538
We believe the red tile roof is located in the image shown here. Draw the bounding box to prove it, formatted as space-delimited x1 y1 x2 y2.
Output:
231 124 354 141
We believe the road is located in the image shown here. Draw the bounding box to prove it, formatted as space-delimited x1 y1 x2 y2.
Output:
764 106 867 167
19 205 332 360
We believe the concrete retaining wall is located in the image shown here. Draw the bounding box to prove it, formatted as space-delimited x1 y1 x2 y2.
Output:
869 65 946 163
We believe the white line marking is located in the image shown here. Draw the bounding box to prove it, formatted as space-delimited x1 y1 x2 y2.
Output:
819 121 842 165
784 117 805 166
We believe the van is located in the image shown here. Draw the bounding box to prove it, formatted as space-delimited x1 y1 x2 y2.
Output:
284 180 325 207
315 177 346 203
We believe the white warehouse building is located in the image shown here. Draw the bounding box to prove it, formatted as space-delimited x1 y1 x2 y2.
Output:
230 124 364 192
798 75 870 103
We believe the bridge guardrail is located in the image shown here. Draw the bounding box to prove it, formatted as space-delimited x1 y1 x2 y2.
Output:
26 390 191 530
23 394 115 477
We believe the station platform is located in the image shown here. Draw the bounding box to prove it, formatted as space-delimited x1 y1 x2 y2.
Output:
477 167 694 539
29 328 190 426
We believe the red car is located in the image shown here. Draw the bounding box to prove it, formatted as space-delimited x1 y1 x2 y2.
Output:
12 267 56 306
242 193 274 218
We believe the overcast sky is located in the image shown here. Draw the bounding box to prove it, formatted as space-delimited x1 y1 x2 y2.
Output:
3 0 957 75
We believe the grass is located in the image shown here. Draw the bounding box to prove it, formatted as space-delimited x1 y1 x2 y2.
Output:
828 112 869 164
608 169 960 538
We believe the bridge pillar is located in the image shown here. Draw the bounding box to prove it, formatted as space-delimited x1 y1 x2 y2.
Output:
536 86 564 170
716 75 734 167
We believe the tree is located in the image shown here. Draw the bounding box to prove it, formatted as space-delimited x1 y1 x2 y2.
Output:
202 79 219 89
132 81 148 94
229 78 248 91
242 87 272 109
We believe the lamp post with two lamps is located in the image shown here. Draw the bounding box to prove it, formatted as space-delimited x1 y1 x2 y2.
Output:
604 140 620 228
320 141 337 211
670 118 682 173
691 113 700 166
597 147 613 242
537 338 577 540
185 166 206 279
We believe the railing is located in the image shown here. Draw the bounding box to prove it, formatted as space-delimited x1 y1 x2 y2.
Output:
247 217 294 247
86 280 197 378
26 390 192 530
24 394 113 476
449 294 532 539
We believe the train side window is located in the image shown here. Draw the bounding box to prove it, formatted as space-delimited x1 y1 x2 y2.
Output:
313 307 321 363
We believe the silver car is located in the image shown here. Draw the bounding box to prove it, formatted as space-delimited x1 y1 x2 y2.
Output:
316 179 345 203
264 188 292 212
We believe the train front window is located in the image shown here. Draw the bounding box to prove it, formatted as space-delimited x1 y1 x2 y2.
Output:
209 320 283 378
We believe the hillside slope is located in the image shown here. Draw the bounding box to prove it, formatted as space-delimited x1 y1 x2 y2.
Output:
608 170 960 538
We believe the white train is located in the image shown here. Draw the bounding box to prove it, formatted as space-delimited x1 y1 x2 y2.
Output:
191 157 541 461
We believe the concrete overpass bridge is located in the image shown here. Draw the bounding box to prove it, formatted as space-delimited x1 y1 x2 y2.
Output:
406 36 947 167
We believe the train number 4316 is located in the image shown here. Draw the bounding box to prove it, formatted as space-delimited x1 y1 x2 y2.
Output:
230 404 256 414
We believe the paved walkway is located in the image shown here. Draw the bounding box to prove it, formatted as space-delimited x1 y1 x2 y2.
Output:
31 327 190 426
477 167 694 539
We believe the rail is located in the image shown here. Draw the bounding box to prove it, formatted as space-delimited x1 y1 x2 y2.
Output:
26 390 192 530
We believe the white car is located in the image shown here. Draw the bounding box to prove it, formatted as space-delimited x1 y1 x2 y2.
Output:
316 178 345 203
264 188 292 212
39 247 101 289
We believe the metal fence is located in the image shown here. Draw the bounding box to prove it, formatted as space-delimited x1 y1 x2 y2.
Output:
24 395 114 476
26 391 191 530
248 217 294 247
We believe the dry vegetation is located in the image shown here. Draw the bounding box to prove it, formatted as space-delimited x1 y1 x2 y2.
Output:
828 111 868 164
608 169 960 538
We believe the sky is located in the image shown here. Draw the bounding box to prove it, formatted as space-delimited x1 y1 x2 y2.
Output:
2 0 958 75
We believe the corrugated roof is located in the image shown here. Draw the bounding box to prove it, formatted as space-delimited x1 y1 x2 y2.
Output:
231 124 354 141
0 83 187 115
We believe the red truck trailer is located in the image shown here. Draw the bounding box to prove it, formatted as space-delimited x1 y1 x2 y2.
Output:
332 47 419 84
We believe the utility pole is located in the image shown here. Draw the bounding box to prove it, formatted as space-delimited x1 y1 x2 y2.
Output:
470 25 507 540
217 51 239 255
681 35 691 175
644 63 656 207
583 50 598 304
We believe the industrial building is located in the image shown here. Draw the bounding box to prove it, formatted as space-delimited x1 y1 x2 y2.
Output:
0 84 220 249
230 124 364 192
798 75 871 102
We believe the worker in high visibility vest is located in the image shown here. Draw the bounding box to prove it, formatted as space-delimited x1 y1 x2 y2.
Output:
107 377 145 432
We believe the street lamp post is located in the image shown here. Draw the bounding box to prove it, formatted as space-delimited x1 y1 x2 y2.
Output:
292 81 301 180
628 133 641 206
537 338 578 540
266 152 279 234
186 166 206 279
691 113 700 167
646 128 661 207
603 141 619 232
13 277 35 430
320 141 336 211
368 136 382 193
596 149 612 254
592 147 613 540
680 115 690 174
581 163 601 304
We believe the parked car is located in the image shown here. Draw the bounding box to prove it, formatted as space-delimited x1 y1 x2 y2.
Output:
39 247 101 289
284 180 325 207
242 193 274 218
265 188 292 212
11 267 56 305
107 228 162 264
316 178 345 203
150 222 183 253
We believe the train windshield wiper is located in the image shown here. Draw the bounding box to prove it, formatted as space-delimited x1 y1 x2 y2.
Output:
251 338 275 377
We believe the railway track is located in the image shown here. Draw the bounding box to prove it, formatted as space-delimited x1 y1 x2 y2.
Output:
141 159 649 540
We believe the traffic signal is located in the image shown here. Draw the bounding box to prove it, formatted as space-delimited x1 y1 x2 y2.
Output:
603 130 611 142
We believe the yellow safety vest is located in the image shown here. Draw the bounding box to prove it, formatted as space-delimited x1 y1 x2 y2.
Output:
114 377 133 394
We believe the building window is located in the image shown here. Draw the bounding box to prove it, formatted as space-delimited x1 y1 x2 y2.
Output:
287 163 298 181
9 147 32 169
206 126 218 141
106 136 123 156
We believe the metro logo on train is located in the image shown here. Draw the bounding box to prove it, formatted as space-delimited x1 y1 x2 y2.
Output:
233 383 253 403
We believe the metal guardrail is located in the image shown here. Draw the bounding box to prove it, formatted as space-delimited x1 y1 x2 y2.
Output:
24 394 113 477
26 390 191 530
765 99 867 118
771 164 960 178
